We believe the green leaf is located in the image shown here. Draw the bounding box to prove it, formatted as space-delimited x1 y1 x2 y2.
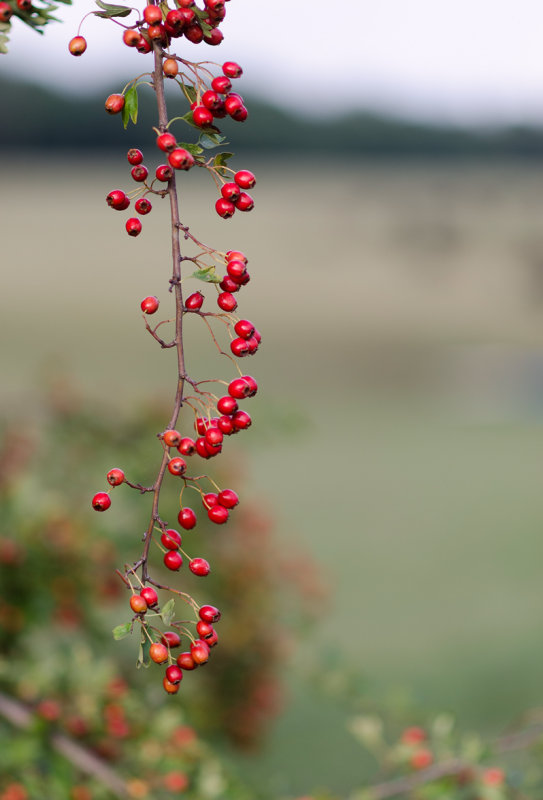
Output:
179 83 197 105
214 151 234 167
0 31 9 54
121 84 138 129
160 598 175 625
200 132 226 150
112 622 132 640
177 141 204 156
192 267 220 284
137 636 151 669
94 0 131 17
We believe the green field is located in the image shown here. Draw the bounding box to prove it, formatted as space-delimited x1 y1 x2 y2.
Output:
2 157 543 794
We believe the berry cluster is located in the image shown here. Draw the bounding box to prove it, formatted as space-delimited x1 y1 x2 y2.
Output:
74 1 259 693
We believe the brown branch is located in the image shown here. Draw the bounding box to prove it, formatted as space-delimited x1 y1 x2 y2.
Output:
0 691 129 798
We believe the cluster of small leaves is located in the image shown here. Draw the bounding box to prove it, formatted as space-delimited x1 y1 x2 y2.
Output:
0 0 71 54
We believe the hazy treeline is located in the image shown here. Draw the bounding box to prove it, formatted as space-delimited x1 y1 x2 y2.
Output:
3 74 543 157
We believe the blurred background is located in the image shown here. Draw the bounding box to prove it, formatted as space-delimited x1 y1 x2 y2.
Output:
2 1 543 798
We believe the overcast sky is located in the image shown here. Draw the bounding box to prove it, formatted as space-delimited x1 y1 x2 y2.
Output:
4 0 543 124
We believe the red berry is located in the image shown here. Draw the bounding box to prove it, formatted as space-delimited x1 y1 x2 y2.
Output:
226 249 248 263
202 91 223 111
163 677 180 694
168 148 195 170
106 468 125 486
106 189 128 210
179 6 195 22
176 652 197 670
161 631 181 648
235 192 254 212
401 727 426 745
178 507 197 529
196 620 214 638
218 489 239 508
218 415 235 435
168 457 187 476
223 61 243 78
136 35 152 54
235 169 256 189
165 9 185 32
202 492 218 509
199 604 221 623
156 132 177 152
163 57 179 77
195 437 211 459
230 337 250 357
204 28 223 46
221 182 241 203
127 148 144 165
226 260 248 279
205 427 223 447
164 550 183 571
105 94 125 114
234 319 255 339
208 505 229 524
206 629 219 647
140 295 159 314
126 218 142 237
163 429 182 447
232 409 251 430
17 0 32 9
217 292 237 311
123 28 141 47
130 594 148 614
246 335 260 354
177 437 196 456
211 75 232 94
217 395 238 415
148 22 168 42
219 275 240 293
156 164 173 182
131 165 148 182
161 529 182 550
143 4 162 24
150 642 169 664
224 93 243 116
190 639 210 664
140 587 159 607
185 292 204 311
215 198 235 219
184 21 203 43
92 492 111 511
231 105 248 122
135 197 152 215
192 106 214 127
189 557 210 576
228 375 257 398
410 749 433 770
165 664 183 684
69 35 87 56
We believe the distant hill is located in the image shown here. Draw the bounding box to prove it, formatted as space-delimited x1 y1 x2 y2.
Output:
2 74 543 157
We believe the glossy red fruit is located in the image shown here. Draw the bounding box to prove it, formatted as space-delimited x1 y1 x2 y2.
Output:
156 132 177 152
105 94 125 114
165 665 183 684
226 249 248 264
185 291 204 311
235 169 256 189
126 218 142 237
199 604 221 623
135 197 152 215
208 505 229 524
177 652 197 670
235 192 254 212
123 28 141 47
215 198 235 219
204 28 223 45
228 375 257 398
106 468 125 486
232 105 248 122
130 594 148 614
69 36 87 56
163 676 180 694
223 61 243 78
202 90 222 111
161 529 182 550
163 429 182 447
410 749 433 770
127 148 144 165
224 93 243 116
196 620 214 638
227 264 247 284
232 409 252 430
140 295 159 314
217 292 237 312
148 22 168 42
136 35 152 53
161 631 181 648
190 558 210 576
246 335 260 354
168 148 195 170
184 21 203 42
164 550 183 571
163 57 179 77
190 639 210 664
205 427 223 447
179 6 195 22
150 643 169 664
231 337 250 357
218 489 239 508
221 182 241 203
218 415 235 435
131 165 148 182
165 9 185 32
195 437 211 459
211 76 232 94
202 492 218 509
167 457 187 476
92 492 111 511
219 275 240 293
177 437 196 456
156 164 173 182
217 395 237 415
192 106 214 127
140 587 159 607
234 319 255 339
143 4 162 24
178 506 197 529
106 189 128 209
206 629 219 647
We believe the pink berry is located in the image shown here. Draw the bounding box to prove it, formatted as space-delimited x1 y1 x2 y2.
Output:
164 550 183 571
222 61 243 78
189 557 210 576
141 295 159 314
